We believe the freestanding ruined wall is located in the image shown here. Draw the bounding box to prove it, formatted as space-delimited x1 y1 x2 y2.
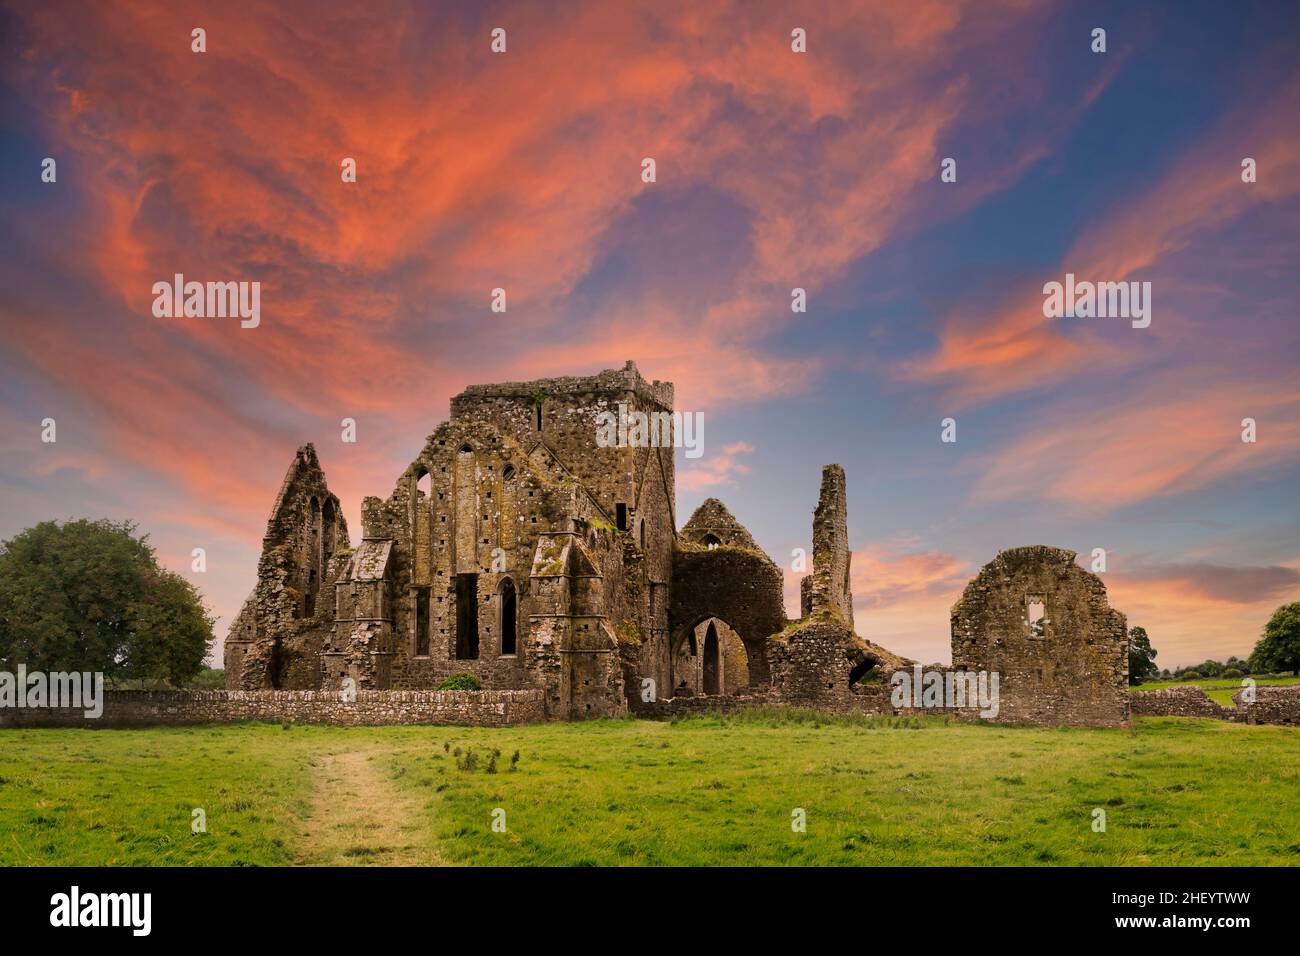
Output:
225 444 349 690
770 465 908 707
800 464 854 628
951 546 1129 727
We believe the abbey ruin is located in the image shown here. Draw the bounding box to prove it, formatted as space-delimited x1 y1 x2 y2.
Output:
223 362 1132 727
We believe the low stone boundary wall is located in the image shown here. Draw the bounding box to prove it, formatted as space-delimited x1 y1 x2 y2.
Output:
0 688 548 729
1129 685 1300 725
1130 687 1232 719
1235 685 1300 725
637 684 1300 727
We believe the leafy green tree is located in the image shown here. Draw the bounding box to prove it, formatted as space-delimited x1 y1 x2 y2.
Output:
1128 625 1158 685
0 519 213 684
1249 602 1300 675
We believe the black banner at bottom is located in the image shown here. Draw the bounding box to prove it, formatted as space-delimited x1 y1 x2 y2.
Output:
0 866 1283 940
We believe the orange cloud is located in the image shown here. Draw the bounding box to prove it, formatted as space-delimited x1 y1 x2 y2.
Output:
969 374 1300 512
906 72 1300 407
679 441 755 492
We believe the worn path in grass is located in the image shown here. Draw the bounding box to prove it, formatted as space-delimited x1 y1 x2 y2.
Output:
295 747 440 865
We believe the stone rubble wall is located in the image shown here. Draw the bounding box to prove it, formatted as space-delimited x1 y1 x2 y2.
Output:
634 684 1300 727
1129 685 1300 725
1128 686 1232 719
0 688 547 728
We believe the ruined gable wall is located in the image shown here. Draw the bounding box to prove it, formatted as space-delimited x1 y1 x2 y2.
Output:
951 546 1129 727
226 445 349 690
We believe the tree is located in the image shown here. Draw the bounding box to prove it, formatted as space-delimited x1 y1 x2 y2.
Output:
1249 602 1300 675
1128 625 1158 685
0 519 213 685
1196 658 1225 678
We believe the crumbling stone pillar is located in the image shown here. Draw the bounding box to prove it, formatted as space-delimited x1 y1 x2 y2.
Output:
803 464 854 629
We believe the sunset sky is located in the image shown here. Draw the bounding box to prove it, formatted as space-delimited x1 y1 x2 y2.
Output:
2 0 1297 669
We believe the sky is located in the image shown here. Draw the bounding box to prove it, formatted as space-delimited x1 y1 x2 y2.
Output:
1 0 1297 670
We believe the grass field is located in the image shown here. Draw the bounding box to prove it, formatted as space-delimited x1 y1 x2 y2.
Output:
1 712 1297 866
1133 676 1300 706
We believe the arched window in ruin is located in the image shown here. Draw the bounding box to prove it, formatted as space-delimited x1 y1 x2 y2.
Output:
502 464 515 481
703 533 721 550
499 577 517 656
412 468 433 585
638 517 646 549
702 621 720 695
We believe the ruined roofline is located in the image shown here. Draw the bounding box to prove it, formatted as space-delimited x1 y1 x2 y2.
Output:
451 359 674 412
266 443 328 528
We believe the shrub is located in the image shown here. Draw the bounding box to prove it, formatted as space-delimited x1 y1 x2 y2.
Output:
1180 671 1204 681
1222 667 1243 679
438 673 483 691
456 749 479 772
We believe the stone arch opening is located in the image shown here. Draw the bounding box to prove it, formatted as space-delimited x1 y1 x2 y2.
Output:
671 615 753 696
670 547 786 687
848 655 884 688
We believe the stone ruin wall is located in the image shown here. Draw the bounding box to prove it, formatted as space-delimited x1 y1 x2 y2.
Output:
669 544 787 688
1130 684 1300 725
224 444 349 691
951 546 1130 728
213 367 1290 732
799 464 854 628
768 465 909 709
0 689 547 728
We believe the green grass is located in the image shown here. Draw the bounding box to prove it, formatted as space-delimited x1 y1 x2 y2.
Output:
1133 676 1300 707
1 714 1297 866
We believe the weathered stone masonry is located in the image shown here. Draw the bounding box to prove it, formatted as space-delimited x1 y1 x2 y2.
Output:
1130 684 1300 725
212 361 1187 731
0 689 545 728
950 546 1130 728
